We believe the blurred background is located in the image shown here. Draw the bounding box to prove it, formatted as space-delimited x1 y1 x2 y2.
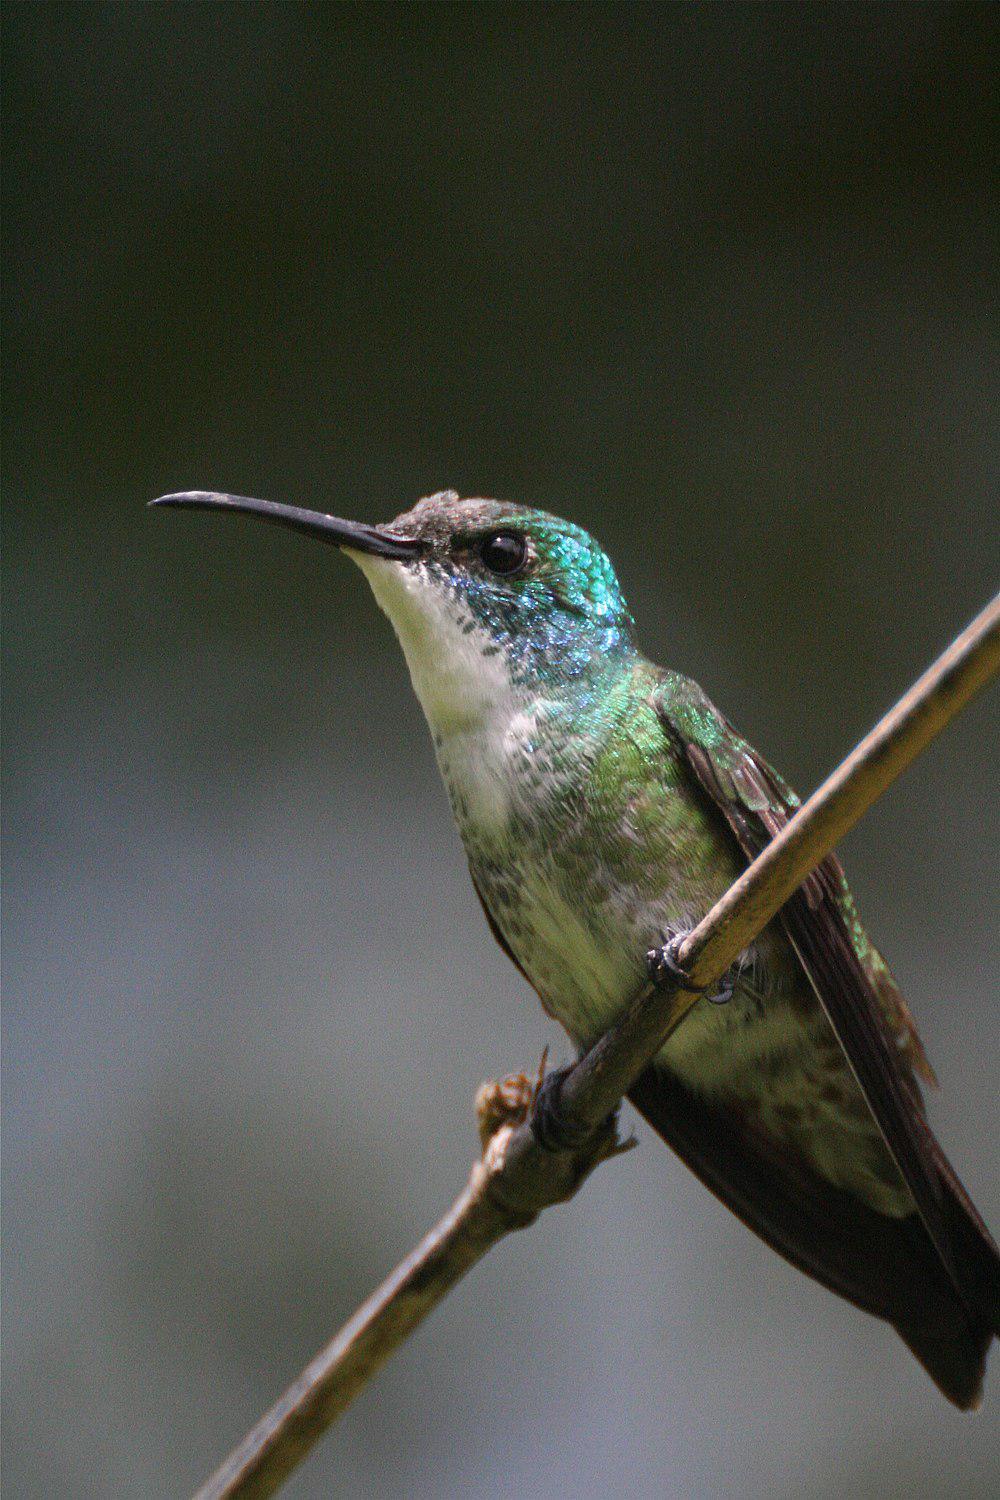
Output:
3 4 998 1496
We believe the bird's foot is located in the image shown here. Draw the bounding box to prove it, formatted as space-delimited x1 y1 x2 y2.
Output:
529 1059 635 1161
478 1044 635 1167
530 1063 594 1152
646 930 735 1005
707 970 736 1006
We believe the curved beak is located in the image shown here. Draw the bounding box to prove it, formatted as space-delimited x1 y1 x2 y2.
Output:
148 491 423 561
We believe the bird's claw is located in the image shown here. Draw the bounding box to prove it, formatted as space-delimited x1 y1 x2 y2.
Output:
707 971 735 1006
646 932 708 993
529 1061 634 1161
530 1064 593 1151
479 1046 635 1166
646 930 735 1005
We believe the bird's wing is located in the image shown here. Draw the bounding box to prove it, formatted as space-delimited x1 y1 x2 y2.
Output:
651 669 963 1282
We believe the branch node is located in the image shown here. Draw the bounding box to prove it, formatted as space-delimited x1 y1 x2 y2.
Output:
475 1070 536 1150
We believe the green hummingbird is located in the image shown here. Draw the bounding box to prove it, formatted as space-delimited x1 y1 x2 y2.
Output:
152 487 998 1408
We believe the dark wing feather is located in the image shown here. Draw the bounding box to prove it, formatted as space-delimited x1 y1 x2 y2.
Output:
650 672 998 1395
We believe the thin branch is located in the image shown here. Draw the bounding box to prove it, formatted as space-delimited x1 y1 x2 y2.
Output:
195 592 1000 1500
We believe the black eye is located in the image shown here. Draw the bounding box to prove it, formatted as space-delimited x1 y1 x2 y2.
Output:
479 530 527 576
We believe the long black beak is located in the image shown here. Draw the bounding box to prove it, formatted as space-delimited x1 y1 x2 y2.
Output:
148 491 423 561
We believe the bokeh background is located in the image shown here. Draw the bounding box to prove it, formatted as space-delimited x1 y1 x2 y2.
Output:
4 4 998 1496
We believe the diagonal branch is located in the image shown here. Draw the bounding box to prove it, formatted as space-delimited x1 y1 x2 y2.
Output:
195 591 1000 1500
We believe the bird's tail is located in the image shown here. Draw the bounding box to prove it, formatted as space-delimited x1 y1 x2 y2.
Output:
896 1143 1000 1409
627 1064 998 1408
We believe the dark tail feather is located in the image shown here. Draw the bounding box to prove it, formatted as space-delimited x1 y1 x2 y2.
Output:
894 1128 1000 1408
628 1065 997 1409
889 1199 995 1410
936 1146 1000 1338
894 1299 992 1411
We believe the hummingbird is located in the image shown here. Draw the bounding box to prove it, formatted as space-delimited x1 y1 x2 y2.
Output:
152 487 998 1408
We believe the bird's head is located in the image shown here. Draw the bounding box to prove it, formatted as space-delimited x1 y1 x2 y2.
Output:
151 489 637 735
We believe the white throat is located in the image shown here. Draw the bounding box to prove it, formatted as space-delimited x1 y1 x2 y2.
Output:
351 553 532 828
352 553 519 735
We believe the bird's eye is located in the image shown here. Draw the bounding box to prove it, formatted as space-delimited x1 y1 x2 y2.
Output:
478 531 528 576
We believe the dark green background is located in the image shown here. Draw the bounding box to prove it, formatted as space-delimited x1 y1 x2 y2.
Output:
4 4 998 1496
